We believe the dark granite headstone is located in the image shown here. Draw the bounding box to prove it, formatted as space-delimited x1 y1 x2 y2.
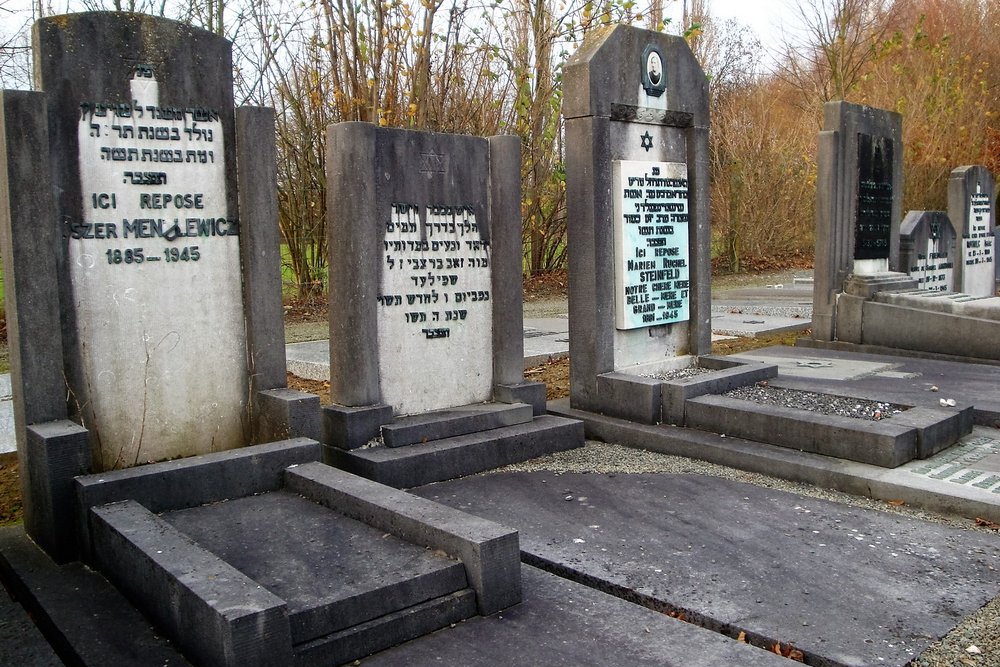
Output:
563 25 711 418
949 165 996 296
812 101 908 341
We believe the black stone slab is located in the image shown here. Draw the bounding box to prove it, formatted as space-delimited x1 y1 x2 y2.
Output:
414 472 1000 667
161 490 470 645
0 525 193 667
332 415 583 488
361 564 791 667
381 402 533 448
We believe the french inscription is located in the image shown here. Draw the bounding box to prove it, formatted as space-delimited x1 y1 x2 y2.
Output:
854 133 894 261
963 189 993 268
613 160 690 330
75 68 236 267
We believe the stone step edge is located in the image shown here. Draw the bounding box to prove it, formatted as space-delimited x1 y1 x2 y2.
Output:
382 402 534 448
328 415 585 489
293 589 477 667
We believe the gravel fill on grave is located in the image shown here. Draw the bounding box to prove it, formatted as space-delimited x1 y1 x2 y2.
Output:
724 383 904 421
491 442 1000 667
643 366 716 381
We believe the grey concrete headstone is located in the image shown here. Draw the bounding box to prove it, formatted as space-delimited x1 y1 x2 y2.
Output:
563 24 711 414
812 101 906 341
948 165 996 296
899 211 955 292
326 123 528 416
0 12 295 558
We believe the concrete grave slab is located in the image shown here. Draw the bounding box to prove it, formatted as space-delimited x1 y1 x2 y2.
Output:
161 490 471 644
414 472 1000 667
361 565 792 667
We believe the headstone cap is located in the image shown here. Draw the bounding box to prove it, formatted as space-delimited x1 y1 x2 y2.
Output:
563 24 708 124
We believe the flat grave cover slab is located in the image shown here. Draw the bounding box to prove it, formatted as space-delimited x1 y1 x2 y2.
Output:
360 564 790 667
414 472 1000 667
734 345 1000 420
162 490 467 643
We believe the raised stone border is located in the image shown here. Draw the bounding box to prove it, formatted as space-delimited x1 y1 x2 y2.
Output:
685 396 969 468
69 438 522 666
285 462 521 615
593 356 777 425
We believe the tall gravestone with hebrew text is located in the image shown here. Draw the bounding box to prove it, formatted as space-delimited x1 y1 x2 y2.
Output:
563 25 711 419
0 12 310 560
812 101 914 342
949 165 997 297
324 123 582 488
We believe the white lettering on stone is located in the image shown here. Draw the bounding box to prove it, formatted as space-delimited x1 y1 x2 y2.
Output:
377 203 492 415
73 72 247 469
613 160 690 330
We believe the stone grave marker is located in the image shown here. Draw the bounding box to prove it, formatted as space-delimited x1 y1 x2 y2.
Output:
899 211 955 292
812 101 914 341
949 165 996 296
0 11 314 558
562 24 765 425
324 123 582 487
0 15 524 667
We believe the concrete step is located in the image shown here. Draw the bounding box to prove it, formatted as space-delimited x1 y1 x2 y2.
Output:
332 415 585 488
382 403 534 448
161 490 471 644
684 394 970 468
294 589 477 667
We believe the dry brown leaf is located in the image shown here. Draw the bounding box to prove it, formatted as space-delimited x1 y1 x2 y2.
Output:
886 499 905 507
737 631 747 643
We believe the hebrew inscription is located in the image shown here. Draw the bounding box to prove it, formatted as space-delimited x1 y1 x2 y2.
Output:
377 203 493 414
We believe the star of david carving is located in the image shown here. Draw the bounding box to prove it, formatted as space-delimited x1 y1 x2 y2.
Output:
640 131 654 152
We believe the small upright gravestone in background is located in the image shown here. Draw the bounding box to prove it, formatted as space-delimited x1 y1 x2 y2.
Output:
899 211 955 292
812 101 915 342
0 12 310 560
324 123 581 487
949 165 997 296
563 25 712 420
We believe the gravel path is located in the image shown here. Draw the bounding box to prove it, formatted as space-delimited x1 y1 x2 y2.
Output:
492 442 1000 667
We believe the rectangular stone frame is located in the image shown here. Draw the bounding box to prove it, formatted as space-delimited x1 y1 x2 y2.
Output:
812 101 904 341
563 25 712 415
325 123 542 445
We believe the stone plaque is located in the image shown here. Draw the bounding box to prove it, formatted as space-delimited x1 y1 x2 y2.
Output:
961 186 994 294
613 160 689 329
73 69 247 468
378 203 492 414
854 133 893 260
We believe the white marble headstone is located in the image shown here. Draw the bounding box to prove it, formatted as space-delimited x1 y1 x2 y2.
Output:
73 71 248 468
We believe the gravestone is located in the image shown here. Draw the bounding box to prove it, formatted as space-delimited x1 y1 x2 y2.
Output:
949 165 996 296
0 11 318 559
899 211 955 292
563 25 714 422
812 101 914 341
0 14 523 667
324 123 582 487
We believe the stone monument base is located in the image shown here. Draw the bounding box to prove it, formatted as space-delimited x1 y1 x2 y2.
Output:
322 389 585 488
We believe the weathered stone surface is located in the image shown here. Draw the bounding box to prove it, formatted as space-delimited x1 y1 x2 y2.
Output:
415 471 1000 667
949 165 996 296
